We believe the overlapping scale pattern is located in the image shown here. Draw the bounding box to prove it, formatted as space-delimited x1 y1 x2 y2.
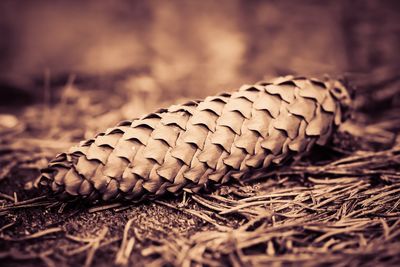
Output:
38 76 351 202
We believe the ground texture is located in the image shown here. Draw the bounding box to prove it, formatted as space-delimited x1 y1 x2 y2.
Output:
0 70 400 267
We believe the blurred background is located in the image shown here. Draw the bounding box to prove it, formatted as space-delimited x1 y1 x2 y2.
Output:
0 0 399 134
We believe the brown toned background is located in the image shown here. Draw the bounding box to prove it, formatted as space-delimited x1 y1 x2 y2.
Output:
0 0 399 103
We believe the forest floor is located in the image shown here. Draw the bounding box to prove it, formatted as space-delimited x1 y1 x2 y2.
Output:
0 72 400 267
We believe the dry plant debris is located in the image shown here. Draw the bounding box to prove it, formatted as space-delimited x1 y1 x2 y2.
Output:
142 145 400 266
0 73 399 266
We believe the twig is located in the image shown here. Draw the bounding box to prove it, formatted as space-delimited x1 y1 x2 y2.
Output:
0 192 15 202
88 203 123 213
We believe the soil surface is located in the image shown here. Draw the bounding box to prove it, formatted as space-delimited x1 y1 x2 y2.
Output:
1 71 400 267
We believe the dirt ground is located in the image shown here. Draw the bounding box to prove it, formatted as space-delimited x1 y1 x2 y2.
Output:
0 68 399 266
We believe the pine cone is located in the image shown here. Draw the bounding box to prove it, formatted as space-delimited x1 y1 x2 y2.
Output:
37 75 352 202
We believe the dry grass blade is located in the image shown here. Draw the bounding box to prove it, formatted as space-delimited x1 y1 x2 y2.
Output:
115 218 135 266
1 227 63 241
0 248 56 267
155 200 230 231
84 227 108 267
